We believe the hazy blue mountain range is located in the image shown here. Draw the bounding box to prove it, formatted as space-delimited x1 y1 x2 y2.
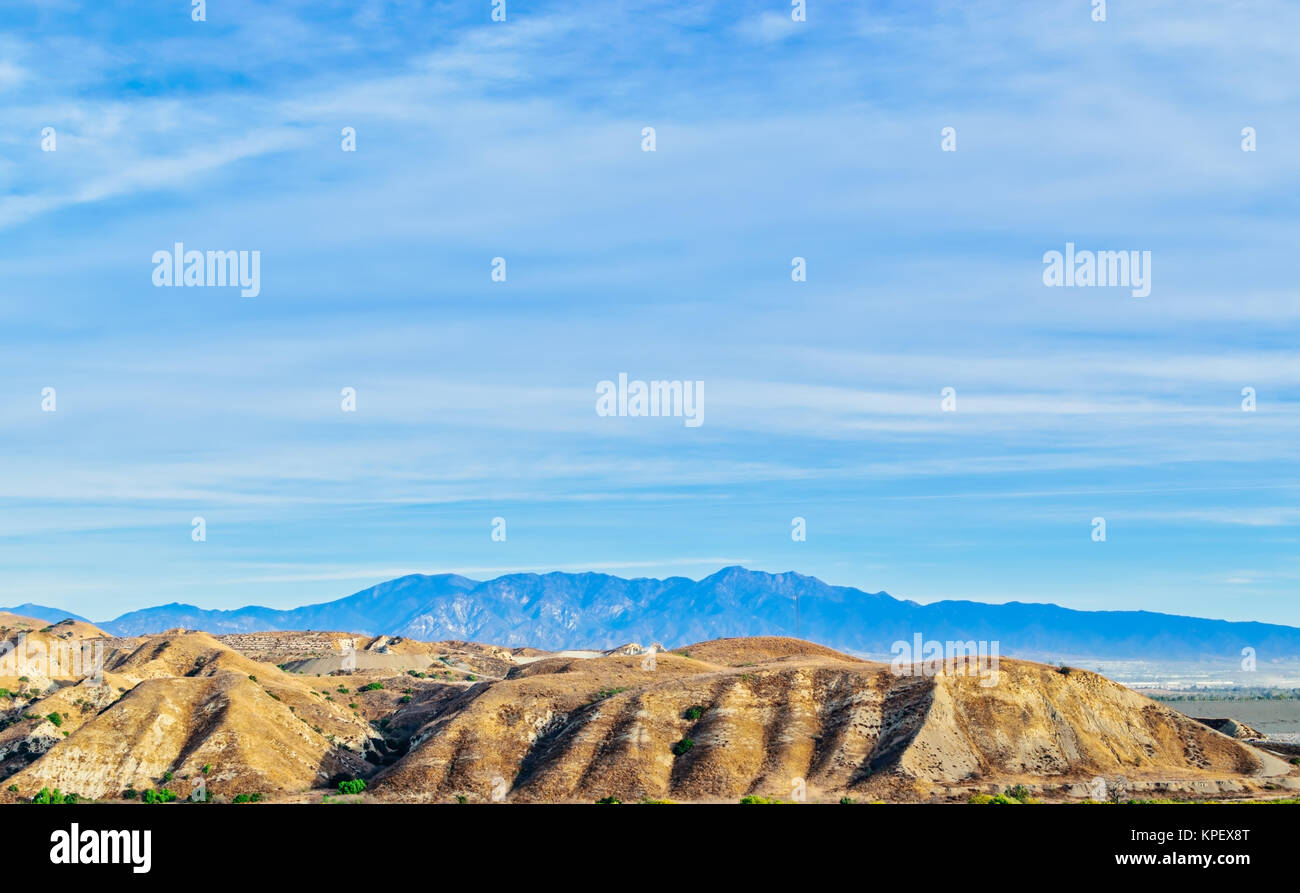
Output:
8 567 1300 661
0 604 95 625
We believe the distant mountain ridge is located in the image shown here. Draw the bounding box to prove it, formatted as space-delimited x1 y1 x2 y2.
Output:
19 566 1300 662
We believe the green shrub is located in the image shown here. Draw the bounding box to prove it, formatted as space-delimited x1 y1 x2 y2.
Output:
231 792 262 804
45 712 62 727
683 705 705 721
672 738 694 756
142 788 178 804
968 793 1017 804
595 796 622 804
201 764 211 774
337 779 366 795
359 682 383 691
399 695 412 704
839 796 856 804
162 771 173 782
739 795 784 804
122 788 137 800
1004 784 1034 803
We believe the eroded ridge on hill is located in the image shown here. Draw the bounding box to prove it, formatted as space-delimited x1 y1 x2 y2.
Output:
0 626 1292 803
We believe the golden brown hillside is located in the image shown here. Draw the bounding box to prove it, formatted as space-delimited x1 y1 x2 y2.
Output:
373 639 1296 803
0 633 1293 804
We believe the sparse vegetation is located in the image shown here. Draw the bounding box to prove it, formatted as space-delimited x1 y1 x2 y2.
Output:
739 795 785 804
589 687 628 704
337 779 366 795
359 682 383 691
32 787 80 804
595 796 622 804
683 705 705 721
45 712 62 727
1004 784 1035 803
142 788 178 804
672 737 695 756
231 792 262 804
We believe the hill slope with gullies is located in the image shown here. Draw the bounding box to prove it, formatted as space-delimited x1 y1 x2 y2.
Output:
372 637 1291 802
0 633 1293 803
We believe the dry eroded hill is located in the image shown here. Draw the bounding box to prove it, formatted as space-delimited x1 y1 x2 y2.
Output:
0 633 1293 803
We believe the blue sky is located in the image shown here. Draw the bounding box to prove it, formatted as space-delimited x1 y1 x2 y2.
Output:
1 0 1298 625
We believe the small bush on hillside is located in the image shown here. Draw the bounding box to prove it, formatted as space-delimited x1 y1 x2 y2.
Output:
739 796 784 804
1004 785 1034 803
683 705 705 721
595 796 622 804
359 682 383 691
337 779 366 795
45 712 62 727
33 788 80 804
672 738 694 756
